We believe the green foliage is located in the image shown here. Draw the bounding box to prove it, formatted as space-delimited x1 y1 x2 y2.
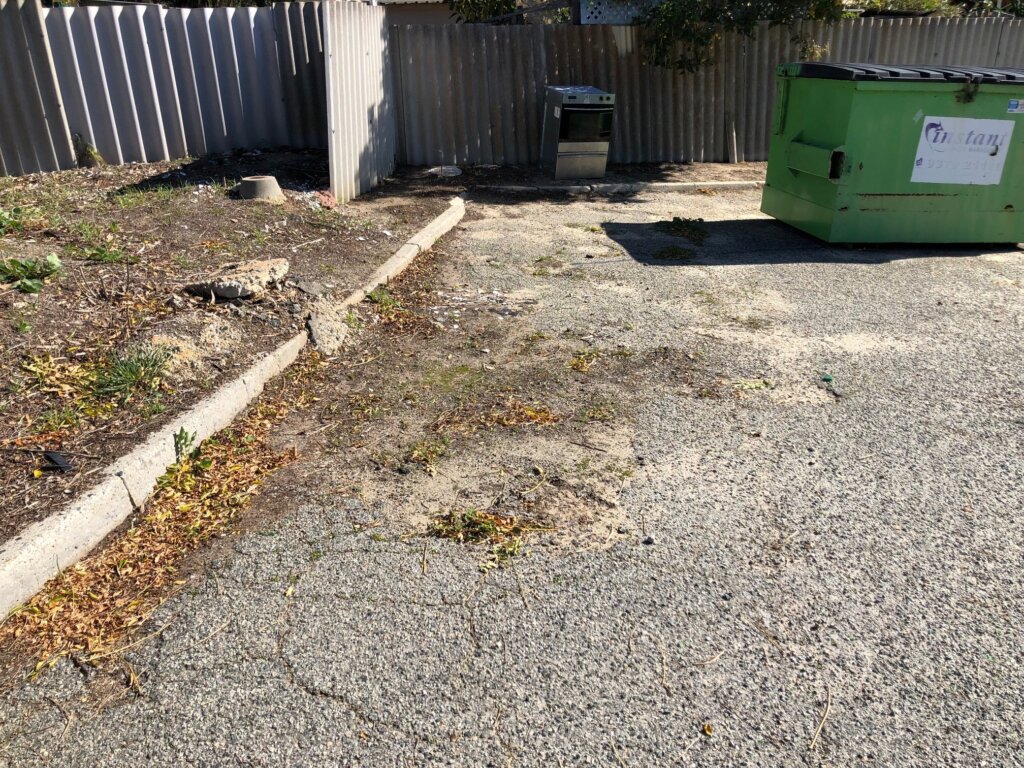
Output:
0 206 25 235
862 0 952 13
635 0 844 71
77 244 137 265
448 0 516 22
174 427 196 462
0 253 62 293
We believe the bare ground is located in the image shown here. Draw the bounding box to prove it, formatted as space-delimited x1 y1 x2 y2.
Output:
0 152 450 544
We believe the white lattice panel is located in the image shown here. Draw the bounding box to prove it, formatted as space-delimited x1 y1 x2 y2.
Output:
580 0 646 24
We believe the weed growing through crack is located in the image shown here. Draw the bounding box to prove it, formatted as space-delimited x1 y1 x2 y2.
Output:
656 216 708 245
429 508 547 570
0 253 62 293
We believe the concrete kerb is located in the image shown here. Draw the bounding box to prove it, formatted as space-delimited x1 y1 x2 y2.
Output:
478 180 764 195
0 196 467 619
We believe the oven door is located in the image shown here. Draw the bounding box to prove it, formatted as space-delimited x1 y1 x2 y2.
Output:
559 106 613 143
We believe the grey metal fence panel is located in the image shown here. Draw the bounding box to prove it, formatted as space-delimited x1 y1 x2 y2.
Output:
0 0 75 176
323 0 395 202
1 0 326 176
394 17 1024 166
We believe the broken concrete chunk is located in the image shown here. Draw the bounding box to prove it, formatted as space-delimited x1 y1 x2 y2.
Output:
186 258 289 300
307 298 350 355
292 278 328 297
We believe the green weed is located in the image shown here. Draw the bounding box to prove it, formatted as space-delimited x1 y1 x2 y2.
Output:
77 244 137 265
367 287 401 320
656 216 708 245
34 406 81 434
0 253 62 293
406 437 449 470
568 349 600 373
92 345 170 402
0 206 25 234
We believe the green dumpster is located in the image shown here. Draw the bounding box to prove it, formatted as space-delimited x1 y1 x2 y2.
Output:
760 63 1024 243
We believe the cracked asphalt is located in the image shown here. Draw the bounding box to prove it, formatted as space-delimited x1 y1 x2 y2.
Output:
3 188 1023 766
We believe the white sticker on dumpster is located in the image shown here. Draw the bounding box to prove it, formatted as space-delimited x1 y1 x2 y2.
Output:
911 116 1014 185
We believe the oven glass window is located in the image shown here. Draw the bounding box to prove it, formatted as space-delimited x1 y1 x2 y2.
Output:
560 109 613 141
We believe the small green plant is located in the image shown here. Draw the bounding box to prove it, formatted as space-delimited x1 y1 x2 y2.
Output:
173 427 196 461
656 216 708 245
0 206 25 234
0 253 62 293
481 538 525 571
110 184 178 209
141 394 166 418
92 344 170 402
34 406 81 434
568 349 600 373
367 287 401 320
429 509 518 544
583 402 615 422
693 289 719 306
11 315 31 333
72 221 103 242
78 244 137 265
406 437 449 471
344 310 362 329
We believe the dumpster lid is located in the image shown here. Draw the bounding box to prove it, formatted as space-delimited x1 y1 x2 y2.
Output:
782 62 1024 84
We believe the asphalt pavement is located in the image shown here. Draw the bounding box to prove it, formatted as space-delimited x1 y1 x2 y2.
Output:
2 188 1022 767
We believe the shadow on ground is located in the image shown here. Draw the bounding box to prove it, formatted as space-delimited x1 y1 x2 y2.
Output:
601 218 1020 266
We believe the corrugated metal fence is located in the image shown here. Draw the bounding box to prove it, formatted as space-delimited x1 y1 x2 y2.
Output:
0 0 75 175
4 4 1024 194
0 0 326 175
393 17 1024 165
323 0 395 202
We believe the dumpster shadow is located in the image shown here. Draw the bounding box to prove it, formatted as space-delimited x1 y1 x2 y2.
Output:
601 219 1021 266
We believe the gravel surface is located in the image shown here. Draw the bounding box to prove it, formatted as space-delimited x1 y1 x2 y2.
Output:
3 188 1022 766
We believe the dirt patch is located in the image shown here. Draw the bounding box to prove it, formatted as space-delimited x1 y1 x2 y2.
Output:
0 152 450 545
252 241 718 563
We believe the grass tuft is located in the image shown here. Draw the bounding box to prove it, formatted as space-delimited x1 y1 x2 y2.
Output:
91 345 170 402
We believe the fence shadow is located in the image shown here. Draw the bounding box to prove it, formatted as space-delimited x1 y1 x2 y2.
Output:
601 219 1019 266
113 149 331 197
